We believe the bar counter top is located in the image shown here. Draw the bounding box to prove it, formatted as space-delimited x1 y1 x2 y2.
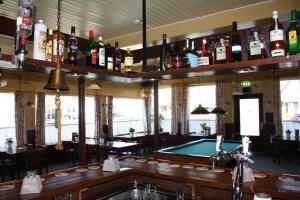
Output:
0 157 299 200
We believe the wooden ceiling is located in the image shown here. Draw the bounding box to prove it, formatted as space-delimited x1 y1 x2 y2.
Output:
0 0 268 43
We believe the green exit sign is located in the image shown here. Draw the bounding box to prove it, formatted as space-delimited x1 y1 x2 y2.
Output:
241 81 251 87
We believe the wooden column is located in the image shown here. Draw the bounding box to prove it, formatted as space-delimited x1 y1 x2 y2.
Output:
78 77 87 165
142 0 147 72
153 80 160 150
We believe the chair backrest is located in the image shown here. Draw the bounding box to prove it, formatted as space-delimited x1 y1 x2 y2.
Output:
26 130 36 146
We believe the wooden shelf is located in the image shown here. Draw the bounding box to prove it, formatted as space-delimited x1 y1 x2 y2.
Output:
1 54 300 83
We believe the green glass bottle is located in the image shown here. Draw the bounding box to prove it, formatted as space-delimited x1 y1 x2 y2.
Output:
85 30 97 67
230 21 242 62
286 9 300 55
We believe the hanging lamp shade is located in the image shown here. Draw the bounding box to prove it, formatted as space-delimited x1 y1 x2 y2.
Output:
191 104 210 114
210 106 227 115
44 69 69 91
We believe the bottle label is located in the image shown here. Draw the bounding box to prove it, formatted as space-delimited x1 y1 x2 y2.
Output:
69 45 78 60
232 45 241 52
53 39 63 56
91 49 96 65
125 57 133 66
250 41 261 56
107 57 113 71
22 16 31 26
99 48 105 66
270 29 283 42
38 31 47 53
288 30 298 51
216 46 226 60
271 49 285 57
199 56 209 66
46 40 52 62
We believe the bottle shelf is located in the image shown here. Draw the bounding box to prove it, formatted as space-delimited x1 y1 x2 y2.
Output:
1 53 300 83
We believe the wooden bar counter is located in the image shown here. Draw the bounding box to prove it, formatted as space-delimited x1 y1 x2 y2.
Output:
0 157 299 200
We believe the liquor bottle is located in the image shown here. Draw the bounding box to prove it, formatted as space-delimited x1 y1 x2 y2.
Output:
52 30 65 63
68 26 78 65
230 21 242 62
17 36 27 68
172 39 183 69
113 42 121 72
224 36 231 62
188 40 199 67
182 38 191 68
124 48 133 73
105 43 113 71
208 37 216 65
160 34 168 71
215 38 227 64
46 29 53 62
269 11 285 57
86 30 97 67
33 19 47 60
97 32 105 69
286 9 300 55
198 37 211 66
167 42 175 69
247 30 267 60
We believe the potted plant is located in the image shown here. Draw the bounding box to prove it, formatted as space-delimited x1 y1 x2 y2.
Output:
129 128 135 137
99 132 106 144
5 137 14 149
200 123 210 136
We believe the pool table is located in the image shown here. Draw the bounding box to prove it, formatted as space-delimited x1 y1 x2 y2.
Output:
153 139 242 165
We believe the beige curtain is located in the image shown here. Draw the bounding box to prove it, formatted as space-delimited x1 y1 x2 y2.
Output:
95 95 102 139
171 84 178 134
273 76 282 135
15 91 25 145
107 96 113 139
180 83 189 135
216 80 225 134
35 92 45 146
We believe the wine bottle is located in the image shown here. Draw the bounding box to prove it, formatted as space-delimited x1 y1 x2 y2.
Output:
286 9 300 55
106 43 113 71
230 21 242 62
167 42 175 69
182 38 191 68
86 30 96 67
97 32 105 69
52 30 65 63
113 42 121 72
124 48 133 73
199 37 211 66
46 29 53 62
68 26 78 65
188 40 199 67
160 34 167 71
269 11 285 57
215 38 227 64
33 19 47 60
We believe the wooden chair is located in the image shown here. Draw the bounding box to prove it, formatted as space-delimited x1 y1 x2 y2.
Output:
24 146 48 174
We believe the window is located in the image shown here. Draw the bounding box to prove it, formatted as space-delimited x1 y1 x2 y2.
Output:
151 87 172 133
113 98 145 135
188 84 216 135
0 93 15 146
45 95 95 144
280 80 300 135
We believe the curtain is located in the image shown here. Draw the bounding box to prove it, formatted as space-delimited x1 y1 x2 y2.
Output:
35 92 45 146
171 84 178 134
180 83 189 135
273 76 282 135
95 95 102 139
143 86 152 134
107 96 113 139
15 91 25 145
216 80 225 134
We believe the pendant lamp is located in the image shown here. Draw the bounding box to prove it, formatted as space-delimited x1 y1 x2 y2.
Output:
44 0 69 150
210 106 227 115
190 78 210 115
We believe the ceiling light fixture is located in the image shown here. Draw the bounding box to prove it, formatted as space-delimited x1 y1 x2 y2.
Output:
87 83 101 90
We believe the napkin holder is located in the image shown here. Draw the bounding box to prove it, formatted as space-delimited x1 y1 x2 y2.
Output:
103 158 120 172
232 164 255 183
20 173 42 194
